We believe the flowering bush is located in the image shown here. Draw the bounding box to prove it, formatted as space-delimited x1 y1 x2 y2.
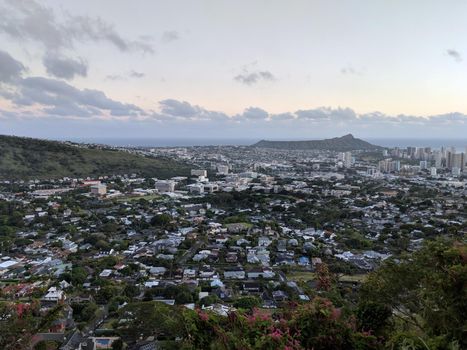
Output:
183 297 380 350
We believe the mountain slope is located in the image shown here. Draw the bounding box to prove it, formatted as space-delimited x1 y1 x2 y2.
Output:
252 134 383 151
0 135 191 180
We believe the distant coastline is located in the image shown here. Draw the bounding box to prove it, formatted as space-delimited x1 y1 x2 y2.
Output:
67 138 257 147
66 137 466 149
365 138 466 149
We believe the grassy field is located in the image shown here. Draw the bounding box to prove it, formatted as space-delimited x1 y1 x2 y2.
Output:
116 194 161 202
285 271 368 283
286 270 316 282
98 318 118 330
338 274 368 283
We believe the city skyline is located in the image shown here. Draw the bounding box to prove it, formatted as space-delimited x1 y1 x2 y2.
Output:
1 0 467 139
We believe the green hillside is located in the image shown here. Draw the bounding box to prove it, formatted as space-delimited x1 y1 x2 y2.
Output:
0 135 191 180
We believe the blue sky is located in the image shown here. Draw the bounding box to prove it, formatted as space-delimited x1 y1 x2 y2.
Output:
0 0 466 139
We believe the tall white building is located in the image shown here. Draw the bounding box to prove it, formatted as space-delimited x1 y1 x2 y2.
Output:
155 180 175 193
191 169 208 177
91 184 107 196
339 152 353 168
452 167 461 176
217 165 229 175
434 151 443 168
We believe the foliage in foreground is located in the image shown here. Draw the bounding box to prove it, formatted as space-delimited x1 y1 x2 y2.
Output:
114 239 466 350
0 240 464 349
117 298 379 350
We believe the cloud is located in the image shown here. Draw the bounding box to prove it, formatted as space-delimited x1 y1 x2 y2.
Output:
237 107 269 120
159 99 201 118
161 30 179 43
158 99 228 121
234 70 276 85
43 54 88 80
0 0 65 49
106 71 145 81
158 100 284 123
341 64 364 76
13 76 144 117
0 52 145 119
270 112 295 121
295 107 357 121
68 16 154 54
129 71 145 78
0 49 26 82
0 0 153 53
1 50 466 135
234 63 276 86
105 74 125 81
446 49 462 62
156 99 231 122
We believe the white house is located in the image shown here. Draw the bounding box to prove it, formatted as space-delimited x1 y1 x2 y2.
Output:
42 287 65 303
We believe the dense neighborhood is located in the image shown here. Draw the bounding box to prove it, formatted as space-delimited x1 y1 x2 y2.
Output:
0 142 465 349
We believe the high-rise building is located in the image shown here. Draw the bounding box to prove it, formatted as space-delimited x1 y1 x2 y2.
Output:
343 152 353 168
378 159 400 173
407 147 416 158
453 153 465 171
434 151 443 168
391 147 401 158
393 160 401 172
447 152 465 170
447 151 454 169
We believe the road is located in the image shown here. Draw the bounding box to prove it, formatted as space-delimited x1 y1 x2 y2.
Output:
277 270 288 283
177 240 204 265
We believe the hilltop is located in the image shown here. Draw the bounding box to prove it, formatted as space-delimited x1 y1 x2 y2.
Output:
0 135 191 180
252 134 383 151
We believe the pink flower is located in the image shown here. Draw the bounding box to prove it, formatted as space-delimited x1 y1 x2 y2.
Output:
330 308 341 320
197 310 209 321
269 328 283 341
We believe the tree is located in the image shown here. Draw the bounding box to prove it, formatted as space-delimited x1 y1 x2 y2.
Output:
0 302 38 349
71 302 98 322
33 340 60 350
316 263 332 291
360 239 466 348
150 214 172 227
356 301 392 335
111 338 123 350
199 295 219 307
123 284 139 298
233 296 260 310
175 290 193 304
95 285 120 304
69 266 88 285
116 302 185 342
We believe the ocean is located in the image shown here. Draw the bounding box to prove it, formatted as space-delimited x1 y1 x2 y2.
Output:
68 137 466 149
365 138 466 149
69 138 256 147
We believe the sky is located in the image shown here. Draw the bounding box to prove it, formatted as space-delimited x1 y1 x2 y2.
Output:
0 0 466 140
